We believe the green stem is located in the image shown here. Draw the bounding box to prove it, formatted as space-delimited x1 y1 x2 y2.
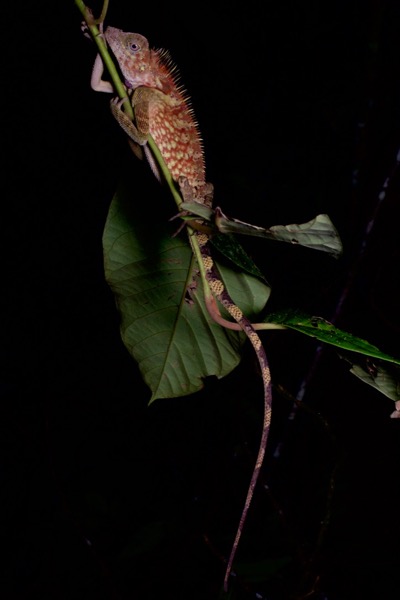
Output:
93 0 109 24
75 0 133 118
74 0 108 24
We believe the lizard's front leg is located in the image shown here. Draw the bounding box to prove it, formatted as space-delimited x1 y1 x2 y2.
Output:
109 96 149 146
110 88 170 181
111 87 156 162
90 53 115 93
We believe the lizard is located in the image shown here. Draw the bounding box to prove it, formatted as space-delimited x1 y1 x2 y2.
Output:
88 23 273 591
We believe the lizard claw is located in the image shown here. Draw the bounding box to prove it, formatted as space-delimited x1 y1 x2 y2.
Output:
110 96 130 110
390 400 400 418
80 8 105 39
80 21 92 39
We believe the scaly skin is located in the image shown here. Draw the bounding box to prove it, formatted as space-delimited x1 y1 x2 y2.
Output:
104 28 206 190
92 26 273 591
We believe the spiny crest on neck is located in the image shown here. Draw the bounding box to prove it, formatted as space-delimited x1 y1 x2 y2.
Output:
105 27 191 104
153 47 201 137
153 47 184 96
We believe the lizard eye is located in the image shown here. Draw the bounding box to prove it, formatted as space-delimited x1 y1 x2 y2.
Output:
129 42 140 52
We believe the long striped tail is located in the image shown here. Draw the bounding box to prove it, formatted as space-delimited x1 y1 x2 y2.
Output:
194 231 273 591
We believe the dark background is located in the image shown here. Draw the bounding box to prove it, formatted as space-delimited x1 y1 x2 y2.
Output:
2 1 400 598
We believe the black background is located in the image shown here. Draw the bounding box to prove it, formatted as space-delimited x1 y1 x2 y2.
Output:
2 1 400 598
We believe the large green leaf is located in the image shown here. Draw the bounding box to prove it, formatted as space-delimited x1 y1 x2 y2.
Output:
103 182 270 402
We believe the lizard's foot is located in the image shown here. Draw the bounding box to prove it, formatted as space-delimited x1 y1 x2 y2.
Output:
175 177 215 235
178 177 194 203
80 21 92 39
81 9 105 39
110 96 130 110
390 400 400 418
178 177 214 207
109 97 148 147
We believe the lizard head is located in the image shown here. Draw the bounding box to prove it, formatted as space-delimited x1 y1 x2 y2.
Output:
105 27 157 89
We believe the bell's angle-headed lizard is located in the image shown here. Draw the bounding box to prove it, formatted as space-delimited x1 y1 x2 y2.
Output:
89 24 273 591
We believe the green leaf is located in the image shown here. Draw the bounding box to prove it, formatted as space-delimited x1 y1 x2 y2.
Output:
266 309 400 365
180 202 342 259
217 257 271 317
103 182 270 402
211 234 268 283
215 210 343 258
179 201 214 222
339 354 400 402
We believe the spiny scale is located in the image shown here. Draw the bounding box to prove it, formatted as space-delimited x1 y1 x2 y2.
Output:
105 27 205 189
